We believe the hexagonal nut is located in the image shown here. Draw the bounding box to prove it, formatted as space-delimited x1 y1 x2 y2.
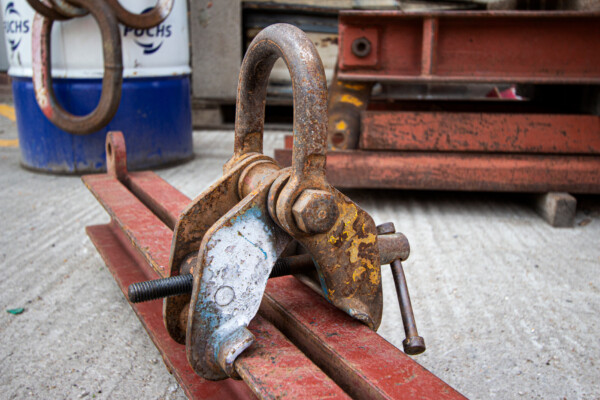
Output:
376 222 396 235
292 189 339 233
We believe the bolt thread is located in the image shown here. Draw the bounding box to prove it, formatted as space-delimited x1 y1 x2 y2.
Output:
269 258 291 278
128 273 194 303
127 256 307 304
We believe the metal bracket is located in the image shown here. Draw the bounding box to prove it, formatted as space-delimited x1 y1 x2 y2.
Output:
164 153 272 344
186 171 293 379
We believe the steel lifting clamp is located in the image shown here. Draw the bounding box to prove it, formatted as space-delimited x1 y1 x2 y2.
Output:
83 25 450 396
118 23 422 381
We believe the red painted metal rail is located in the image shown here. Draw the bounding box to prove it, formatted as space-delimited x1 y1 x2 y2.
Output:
360 112 600 154
338 11 600 84
83 170 466 399
287 10 600 194
275 145 600 192
86 222 255 400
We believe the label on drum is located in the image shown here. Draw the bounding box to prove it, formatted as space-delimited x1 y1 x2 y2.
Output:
1 0 190 78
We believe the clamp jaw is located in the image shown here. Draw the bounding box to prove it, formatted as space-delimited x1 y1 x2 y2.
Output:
145 24 424 380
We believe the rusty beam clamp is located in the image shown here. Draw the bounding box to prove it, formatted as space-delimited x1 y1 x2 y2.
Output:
118 23 427 382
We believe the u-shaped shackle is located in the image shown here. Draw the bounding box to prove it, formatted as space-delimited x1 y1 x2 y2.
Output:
233 23 329 184
31 0 123 135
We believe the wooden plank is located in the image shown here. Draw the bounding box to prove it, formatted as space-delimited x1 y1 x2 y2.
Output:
532 192 577 227
360 112 600 154
274 149 600 193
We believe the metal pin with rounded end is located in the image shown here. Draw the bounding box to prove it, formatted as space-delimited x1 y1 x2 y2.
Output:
377 222 426 355
391 259 426 355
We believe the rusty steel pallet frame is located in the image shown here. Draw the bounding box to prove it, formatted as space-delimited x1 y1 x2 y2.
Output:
275 143 600 192
337 10 600 84
359 112 600 155
275 10 600 193
82 167 466 399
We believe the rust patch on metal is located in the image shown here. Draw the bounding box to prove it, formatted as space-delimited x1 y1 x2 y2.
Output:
361 112 600 154
296 191 383 330
275 149 600 193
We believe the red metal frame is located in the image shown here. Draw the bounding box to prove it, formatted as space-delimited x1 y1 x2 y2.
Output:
86 222 255 400
360 112 600 154
280 10 600 193
83 170 467 399
338 11 600 84
275 146 600 192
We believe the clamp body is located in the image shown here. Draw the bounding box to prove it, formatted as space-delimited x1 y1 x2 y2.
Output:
129 23 424 380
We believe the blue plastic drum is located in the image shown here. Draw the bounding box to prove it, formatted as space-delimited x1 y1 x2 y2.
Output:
1 0 193 173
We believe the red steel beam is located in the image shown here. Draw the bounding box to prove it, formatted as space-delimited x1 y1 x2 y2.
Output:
360 112 600 154
83 171 466 399
338 11 600 84
262 277 465 400
124 171 190 230
84 174 174 276
86 222 255 400
239 317 351 399
274 148 600 193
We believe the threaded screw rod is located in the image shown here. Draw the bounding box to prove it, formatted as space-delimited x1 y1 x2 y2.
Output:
128 254 312 303
128 273 193 303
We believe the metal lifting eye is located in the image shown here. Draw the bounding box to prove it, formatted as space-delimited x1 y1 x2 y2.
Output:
27 0 174 135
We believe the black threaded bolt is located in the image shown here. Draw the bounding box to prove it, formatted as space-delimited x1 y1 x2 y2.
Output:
127 255 313 304
128 273 194 303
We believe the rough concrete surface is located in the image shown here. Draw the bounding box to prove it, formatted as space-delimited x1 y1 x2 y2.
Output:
1 113 599 399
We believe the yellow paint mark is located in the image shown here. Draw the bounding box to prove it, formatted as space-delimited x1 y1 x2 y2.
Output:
352 266 366 282
335 120 347 131
369 269 379 286
343 83 367 91
0 104 16 122
340 94 363 107
0 138 18 147
331 202 380 286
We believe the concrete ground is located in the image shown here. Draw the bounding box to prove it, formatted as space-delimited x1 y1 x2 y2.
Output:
0 107 599 400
